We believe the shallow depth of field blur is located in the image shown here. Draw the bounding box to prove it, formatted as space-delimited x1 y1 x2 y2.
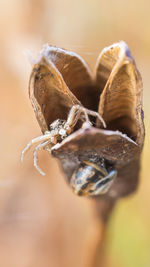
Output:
0 0 150 266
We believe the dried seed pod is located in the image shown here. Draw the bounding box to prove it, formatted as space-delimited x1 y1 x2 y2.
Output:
27 41 144 199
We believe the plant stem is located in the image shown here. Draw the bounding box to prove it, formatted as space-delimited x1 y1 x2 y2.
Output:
83 197 115 267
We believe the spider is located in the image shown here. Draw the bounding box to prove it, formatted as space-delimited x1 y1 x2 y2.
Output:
21 105 106 176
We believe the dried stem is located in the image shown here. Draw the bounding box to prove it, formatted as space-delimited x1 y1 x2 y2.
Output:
83 198 115 267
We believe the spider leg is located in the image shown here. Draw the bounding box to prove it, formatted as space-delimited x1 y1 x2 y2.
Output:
65 105 91 129
21 132 52 163
81 108 106 128
33 140 52 176
65 105 106 130
66 105 82 128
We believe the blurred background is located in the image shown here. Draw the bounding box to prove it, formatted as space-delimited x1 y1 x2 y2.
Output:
0 0 150 266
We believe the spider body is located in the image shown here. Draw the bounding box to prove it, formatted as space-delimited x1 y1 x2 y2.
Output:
21 118 72 175
21 105 106 176
70 160 117 196
21 105 116 194
21 105 116 195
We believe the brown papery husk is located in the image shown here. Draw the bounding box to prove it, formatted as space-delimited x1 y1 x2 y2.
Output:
29 41 144 200
95 41 144 146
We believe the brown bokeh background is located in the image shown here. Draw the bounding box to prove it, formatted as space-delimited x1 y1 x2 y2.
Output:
0 0 150 266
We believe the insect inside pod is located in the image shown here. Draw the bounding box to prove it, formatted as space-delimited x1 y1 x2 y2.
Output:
21 41 144 199
70 160 117 196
